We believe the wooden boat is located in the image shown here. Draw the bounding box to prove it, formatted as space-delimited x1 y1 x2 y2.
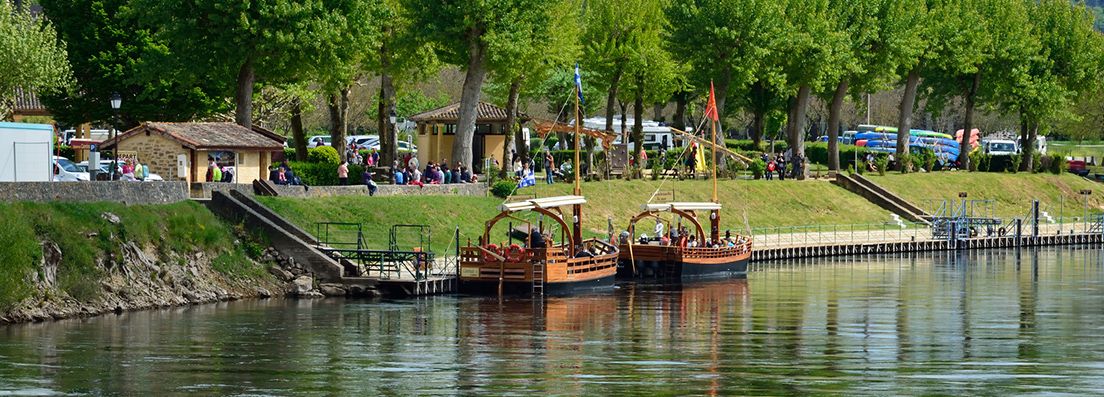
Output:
459 196 619 295
458 75 619 296
617 84 752 280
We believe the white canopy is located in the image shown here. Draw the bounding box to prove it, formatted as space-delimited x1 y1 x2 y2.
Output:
499 195 587 212
641 202 722 212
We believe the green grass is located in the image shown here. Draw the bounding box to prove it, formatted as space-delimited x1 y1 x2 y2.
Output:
0 201 261 309
258 179 895 253
865 172 1104 219
1049 141 1104 158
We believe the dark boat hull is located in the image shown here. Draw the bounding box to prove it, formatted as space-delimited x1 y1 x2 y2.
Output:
617 256 749 280
459 273 617 296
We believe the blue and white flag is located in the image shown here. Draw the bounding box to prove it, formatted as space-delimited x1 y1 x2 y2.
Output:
574 63 585 105
518 169 536 188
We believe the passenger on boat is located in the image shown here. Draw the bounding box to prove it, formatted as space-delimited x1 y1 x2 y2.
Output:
660 235 670 246
687 235 698 247
574 245 594 258
530 229 546 249
654 221 664 239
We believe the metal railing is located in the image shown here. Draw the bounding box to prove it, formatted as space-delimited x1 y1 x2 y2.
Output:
751 222 931 249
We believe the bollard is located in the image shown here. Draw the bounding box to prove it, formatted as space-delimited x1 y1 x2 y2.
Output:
1015 218 1022 249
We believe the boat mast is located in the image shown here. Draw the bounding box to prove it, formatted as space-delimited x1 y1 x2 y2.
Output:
572 83 583 250
709 85 721 242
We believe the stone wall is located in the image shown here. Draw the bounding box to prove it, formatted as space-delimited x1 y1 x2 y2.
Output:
0 181 189 204
119 133 186 181
190 182 254 199
269 182 487 198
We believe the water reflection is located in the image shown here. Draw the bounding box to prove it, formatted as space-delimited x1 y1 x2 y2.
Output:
2 247 1104 395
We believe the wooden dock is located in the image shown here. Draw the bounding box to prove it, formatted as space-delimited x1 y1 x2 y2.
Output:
752 232 1103 262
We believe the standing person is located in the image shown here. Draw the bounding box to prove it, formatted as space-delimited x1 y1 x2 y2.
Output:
544 149 555 184
337 161 349 185
362 168 378 196
766 158 776 180
686 145 698 179
370 149 379 167
776 155 786 181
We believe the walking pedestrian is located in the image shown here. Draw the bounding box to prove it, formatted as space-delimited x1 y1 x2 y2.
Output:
337 160 349 185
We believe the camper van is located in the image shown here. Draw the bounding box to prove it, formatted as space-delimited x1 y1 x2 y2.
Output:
583 117 680 152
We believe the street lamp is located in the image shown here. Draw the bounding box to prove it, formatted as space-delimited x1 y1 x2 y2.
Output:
110 92 121 180
389 108 398 175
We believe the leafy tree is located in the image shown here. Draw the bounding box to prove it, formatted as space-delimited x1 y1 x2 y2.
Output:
821 0 927 171
0 1 71 121
403 0 549 170
365 0 437 170
997 0 1102 170
132 0 357 128
892 0 934 169
484 0 579 174
923 0 1036 170
778 0 848 179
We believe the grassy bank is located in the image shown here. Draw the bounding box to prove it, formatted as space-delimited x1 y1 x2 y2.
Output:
258 179 894 253
865 172 1104 219
0 201 264 309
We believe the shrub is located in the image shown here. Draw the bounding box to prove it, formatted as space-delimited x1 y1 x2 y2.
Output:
307 146 340 164
804 142 868 171
484 163 502 185
874 155 889 176
1009 154 1022 173
491 180 516 198
57 145 76 160
288 161 365 186
283 147 296 161
1031 152 1043 173
897 153 912 174
1048 153 1066 175
749 159 766 179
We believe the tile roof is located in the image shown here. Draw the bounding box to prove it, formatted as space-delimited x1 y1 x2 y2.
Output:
12 88 48 116
408 101 530 123
103 122 285 150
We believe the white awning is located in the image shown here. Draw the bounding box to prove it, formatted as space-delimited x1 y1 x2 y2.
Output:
499 195 587 212
641 202 722 212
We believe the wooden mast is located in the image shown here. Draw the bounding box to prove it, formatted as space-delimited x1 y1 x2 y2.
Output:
572 83 583 251
709 92 721 243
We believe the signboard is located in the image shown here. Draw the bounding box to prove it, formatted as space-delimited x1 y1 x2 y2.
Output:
460 267 480 278
958 192 968 198
653 190 675 202
1080 189 1092 195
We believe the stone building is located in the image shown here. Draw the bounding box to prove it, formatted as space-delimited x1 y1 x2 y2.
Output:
101 122 285 184
410 101 529 173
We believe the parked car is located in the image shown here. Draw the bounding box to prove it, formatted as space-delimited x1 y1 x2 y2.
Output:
53 156 90 181
346 135 380 149
307 135 331 148
1068 160 1090 177
366 140 417 153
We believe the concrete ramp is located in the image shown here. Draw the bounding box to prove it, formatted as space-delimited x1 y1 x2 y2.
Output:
833 174 930 224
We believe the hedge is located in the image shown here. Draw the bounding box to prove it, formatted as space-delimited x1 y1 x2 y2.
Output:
287 161 367 186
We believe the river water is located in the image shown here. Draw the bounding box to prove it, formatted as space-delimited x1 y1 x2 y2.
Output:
3 246 1104 396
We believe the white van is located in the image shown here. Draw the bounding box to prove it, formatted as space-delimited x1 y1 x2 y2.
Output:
982 139 1019 156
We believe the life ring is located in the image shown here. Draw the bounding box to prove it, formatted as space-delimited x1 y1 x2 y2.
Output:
483 244 500 262
507 244 525 262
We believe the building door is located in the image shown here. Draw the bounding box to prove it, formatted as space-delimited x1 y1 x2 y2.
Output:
473 133 486 174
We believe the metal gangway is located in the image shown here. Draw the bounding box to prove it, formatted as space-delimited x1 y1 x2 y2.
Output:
314 222 454 281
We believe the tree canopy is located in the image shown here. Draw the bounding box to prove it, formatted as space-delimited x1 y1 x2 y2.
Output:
0 0 72 121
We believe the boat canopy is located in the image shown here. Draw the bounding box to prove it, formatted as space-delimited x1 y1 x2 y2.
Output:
498 195 587 212
641 202 722 212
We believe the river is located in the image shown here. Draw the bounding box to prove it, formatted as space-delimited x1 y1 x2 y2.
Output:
2 246 1104 395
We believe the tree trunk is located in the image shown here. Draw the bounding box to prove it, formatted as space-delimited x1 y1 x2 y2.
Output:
673 91 687 131
377 73 397 171
503 77 522 175
290 99 307 161
827 80 848 171
752 110 765 150
235 58 254 128
896 67 920 170
453 36 487 171
789 84 811 180
653 102 664 122
632 74 645 173
1019 114 1036 172
605 66 624 175
619 101 628 144
959 73 981 169
328 88 350 162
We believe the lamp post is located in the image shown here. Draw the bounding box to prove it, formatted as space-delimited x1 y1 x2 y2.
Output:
389 109 398 177
109 92 122 180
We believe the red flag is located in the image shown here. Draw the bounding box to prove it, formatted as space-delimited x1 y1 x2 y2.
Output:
705 81 719 122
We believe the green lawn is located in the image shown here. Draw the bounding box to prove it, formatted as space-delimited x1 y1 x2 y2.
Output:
865 172 1104 219
258 178 895 253
1049 141 1104 158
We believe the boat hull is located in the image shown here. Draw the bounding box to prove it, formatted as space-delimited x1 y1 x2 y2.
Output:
459 273 617 296
616 244 751 281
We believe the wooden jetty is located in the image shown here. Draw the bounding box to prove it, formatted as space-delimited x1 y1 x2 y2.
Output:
753 232 1104 262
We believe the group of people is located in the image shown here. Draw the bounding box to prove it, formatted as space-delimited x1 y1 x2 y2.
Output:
270 161 303 186
760 152 805 181
205 157 234 183
113 157 153 181
620 222 747 249
345 142 380 167
390 155 477 186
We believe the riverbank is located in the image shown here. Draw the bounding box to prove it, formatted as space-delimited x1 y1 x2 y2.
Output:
865 173 1104 218
257 179 896 253
0 201 292 324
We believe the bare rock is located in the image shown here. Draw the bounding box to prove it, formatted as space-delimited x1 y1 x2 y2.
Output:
298 290 324 299
268 266 295 282
292 276 313 295
318 283 347 297
101 212 121 224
